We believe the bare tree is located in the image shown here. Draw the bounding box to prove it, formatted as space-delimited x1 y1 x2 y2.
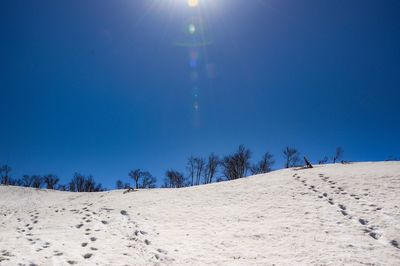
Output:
194 157 205 185
186 156 205 186
69 173 85 192
221 145 252 180
84 176 97 192
140 171 157 189
43 174 59 189
283 146 300 168
165 170 186 188
8 177 22 186
21 175 34 187
68 180 76 192
31 175 43 188
1 165 12 185
251 152 274 175
333 147 344 163
129 169 141 189
203 153 219 184
116 179 124 189
68 173 103 192
186 156 196 186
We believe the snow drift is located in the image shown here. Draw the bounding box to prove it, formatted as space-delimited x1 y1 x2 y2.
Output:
1 162 399 265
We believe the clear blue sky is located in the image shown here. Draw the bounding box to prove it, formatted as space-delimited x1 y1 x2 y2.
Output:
1 0 399 188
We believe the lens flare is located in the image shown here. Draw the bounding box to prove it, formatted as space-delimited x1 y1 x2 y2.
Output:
193 100 199 110
188 0 199 8
188 24 196 35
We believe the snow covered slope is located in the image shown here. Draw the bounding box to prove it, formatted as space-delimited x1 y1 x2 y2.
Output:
0 162 399 265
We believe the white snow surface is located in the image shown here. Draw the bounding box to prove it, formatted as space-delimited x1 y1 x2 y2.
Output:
1 162 400 265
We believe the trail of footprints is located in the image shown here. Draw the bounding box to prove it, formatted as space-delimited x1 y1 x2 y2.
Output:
71 204 173 264
293 172 399 250
0 249 14 263
9 201 173 265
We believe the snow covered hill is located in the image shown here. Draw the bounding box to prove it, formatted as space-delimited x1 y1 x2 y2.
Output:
1 162 399 265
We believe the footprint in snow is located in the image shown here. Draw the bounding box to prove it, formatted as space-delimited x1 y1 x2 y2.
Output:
83 253 93 259
157 248 168 255
391 240 399 249
54 251 63 256
369 232 381 240
134 230 148 236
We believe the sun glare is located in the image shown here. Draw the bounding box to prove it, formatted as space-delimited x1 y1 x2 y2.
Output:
187 0 199 8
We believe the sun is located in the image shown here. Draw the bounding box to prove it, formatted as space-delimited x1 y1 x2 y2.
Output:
187 0 199 8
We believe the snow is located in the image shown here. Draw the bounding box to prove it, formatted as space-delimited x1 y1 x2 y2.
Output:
1 162 399 265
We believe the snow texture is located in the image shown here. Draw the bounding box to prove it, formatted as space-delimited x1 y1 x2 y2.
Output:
0 162 399 265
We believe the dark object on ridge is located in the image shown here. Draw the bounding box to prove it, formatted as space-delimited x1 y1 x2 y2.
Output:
304 157 313 168
123 186 135 194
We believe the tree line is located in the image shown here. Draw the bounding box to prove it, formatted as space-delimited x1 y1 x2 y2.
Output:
0 146 348 191
0 170 105 192
158 145 346 188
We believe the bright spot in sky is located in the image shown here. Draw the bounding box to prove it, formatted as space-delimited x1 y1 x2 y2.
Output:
188 24 196 34
187 0 199 8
